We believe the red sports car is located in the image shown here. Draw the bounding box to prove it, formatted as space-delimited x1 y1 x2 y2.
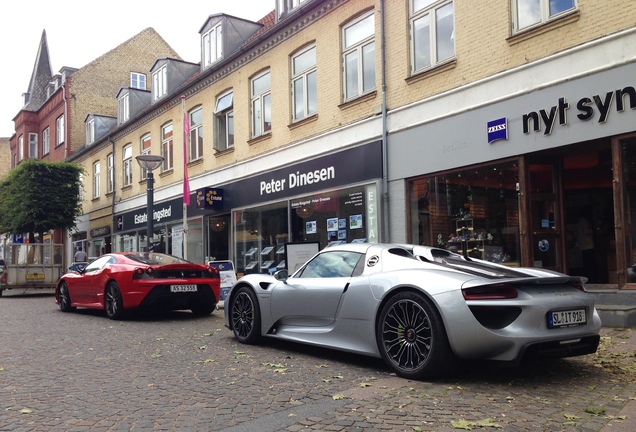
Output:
55 252 221 319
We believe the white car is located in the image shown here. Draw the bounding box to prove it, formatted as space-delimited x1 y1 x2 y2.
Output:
224 243 601 379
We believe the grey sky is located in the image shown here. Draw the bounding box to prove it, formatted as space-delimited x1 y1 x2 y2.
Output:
0 0 275 138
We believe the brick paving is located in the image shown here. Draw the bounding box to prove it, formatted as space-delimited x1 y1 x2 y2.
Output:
0 294 634 431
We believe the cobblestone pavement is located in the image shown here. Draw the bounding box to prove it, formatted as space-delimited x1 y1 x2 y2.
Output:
1 294 634 432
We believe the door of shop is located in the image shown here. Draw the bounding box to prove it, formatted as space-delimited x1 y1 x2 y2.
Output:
527 162 563 273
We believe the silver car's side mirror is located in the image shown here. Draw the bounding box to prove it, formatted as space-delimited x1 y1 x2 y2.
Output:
274 269 288 281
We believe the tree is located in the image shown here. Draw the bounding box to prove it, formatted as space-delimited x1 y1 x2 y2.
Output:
0 160 84 242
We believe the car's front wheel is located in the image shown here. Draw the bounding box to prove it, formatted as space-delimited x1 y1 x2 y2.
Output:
58 282 75 312
376 291 456 379
105 282 125 320
230 286 261 344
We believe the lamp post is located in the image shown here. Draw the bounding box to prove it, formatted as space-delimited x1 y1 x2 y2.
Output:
136 155 164 252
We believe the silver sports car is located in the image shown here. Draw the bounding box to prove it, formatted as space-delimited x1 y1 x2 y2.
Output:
224 243 601 379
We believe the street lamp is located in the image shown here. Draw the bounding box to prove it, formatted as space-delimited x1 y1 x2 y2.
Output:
136 154 164 252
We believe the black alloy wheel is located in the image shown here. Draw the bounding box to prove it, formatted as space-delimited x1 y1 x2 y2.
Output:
231 286 261 344
376 291 456 379
105 281 125 320
58 282 75 312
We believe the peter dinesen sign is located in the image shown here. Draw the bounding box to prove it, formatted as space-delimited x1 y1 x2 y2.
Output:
222 140 383 208
260 166 336 195
489 86 636 142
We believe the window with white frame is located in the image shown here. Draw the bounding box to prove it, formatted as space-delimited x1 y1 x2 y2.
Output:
410 0 455 74
28 133 38 158
18 135 24 161
56 115 64 146
189 108 204 161
251 71 271 138
214 91 234 150
292 45 317 121
79 172 84 201
118 93 129 124
277 0 308 18
161 123 174 172
140 134 152 180
153 65 168 101
107 153 114 194
42 127 50 155
131 72 146 90
342 12 376 100
86 118 95 145
513 0 576 32
123 144 133 187
93 161 101 199
202 23 223 68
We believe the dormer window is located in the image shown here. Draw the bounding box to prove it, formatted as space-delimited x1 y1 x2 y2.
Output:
131 72 146 90
202 23 223 68
277 0 308 19
153 65 168 101
118 92 130 125
86 118 95 145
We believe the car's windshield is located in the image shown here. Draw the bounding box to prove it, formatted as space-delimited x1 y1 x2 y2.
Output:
122 253 191 265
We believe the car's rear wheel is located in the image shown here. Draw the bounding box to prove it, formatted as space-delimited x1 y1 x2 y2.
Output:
377 291 456 379
105 282 125 320
58 282 75 312
230 286 261 344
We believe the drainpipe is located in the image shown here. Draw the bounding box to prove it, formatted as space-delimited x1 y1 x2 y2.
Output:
109 137 116 250
63 80 68 161
380 0 390 242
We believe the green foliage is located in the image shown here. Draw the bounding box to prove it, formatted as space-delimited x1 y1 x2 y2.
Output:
0 160 84 236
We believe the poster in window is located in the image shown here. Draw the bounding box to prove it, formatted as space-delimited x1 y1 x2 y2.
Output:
338 218 347 229
306 220 317 234
326 217 338 232
350 214 363 229
285 242 320 273
338 229 347 240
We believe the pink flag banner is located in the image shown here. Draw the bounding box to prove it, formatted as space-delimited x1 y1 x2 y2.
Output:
183 112 191 205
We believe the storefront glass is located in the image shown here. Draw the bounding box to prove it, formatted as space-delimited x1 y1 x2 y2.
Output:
622 138 636 283
234 201 288 275
233 184 377 276
408 161 520 265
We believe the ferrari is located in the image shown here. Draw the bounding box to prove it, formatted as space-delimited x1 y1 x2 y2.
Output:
224 243 601 379
56 252 221 319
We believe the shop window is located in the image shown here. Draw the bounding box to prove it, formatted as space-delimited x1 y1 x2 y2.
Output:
233 184 379 276
622 138 636 283
409 161 520 264
234 202 289 275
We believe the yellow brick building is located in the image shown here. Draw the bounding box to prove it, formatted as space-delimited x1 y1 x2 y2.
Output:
74 0 636 293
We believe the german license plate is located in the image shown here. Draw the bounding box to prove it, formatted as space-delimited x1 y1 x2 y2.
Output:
26 273 45 280
170 284 197 293
548 309 586 328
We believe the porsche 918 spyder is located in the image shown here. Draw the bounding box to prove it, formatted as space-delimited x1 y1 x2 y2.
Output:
56 252 221 320
224 243 601 379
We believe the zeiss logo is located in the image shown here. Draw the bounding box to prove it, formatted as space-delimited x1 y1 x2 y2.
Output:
487 117 508 143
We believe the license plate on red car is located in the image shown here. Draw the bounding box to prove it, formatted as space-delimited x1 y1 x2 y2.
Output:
170 284 197 292
548 309 586 328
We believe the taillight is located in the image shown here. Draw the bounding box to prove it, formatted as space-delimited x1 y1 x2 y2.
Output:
462 283 518 300
0 272 6 283
132 267 153 280
206 267 220 277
